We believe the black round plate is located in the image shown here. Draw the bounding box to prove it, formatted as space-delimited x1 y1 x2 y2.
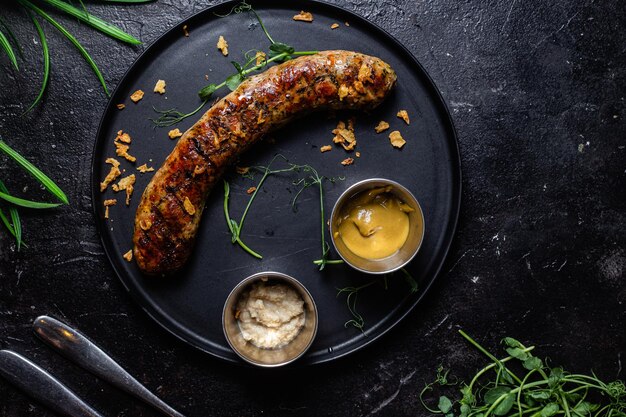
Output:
92 0 460 365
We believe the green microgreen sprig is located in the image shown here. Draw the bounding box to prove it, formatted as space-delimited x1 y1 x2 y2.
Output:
420 331 626 417
151 100 208 128
154 2 318 126
291 165 344 270
223 155 341 264
336 269 418 332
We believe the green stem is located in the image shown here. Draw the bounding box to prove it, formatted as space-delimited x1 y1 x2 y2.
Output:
459 330 531 389
250 8 274 44
560 391 572 417
517 369 539 417
223 180 262 259
199 50 318 100
313 259 344 265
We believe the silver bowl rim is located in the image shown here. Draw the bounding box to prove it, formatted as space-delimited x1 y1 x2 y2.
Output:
222 271 319 367
329 178 426 274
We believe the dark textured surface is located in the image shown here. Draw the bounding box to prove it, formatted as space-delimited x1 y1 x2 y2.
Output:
0 0 624 416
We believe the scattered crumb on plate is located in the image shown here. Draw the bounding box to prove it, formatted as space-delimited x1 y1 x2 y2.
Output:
112 174 136 205
183 25 189 37
389 130 406 148
100 158 121 192
168 128 183 139
130 90 144 103
153 80 166 94
247 187 257 194
397 110 410 125
331 23 340 29
375 121 390 133
116 104 125 110
137 164 154 173
293 11 313 22
103 199 117 219
114 131 136 162
332 119 356 151
341 157 354 166
217 35 229 56
115 130 131 144
123 249 133 262
320 145 332 153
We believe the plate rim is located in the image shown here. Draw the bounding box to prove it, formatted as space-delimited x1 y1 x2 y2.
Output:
90 0 462 365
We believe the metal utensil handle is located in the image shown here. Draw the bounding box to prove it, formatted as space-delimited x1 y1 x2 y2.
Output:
0 350 104 417
33 316 185 417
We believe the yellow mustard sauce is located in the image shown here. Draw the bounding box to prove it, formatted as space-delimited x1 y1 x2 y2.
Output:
335 186 414 259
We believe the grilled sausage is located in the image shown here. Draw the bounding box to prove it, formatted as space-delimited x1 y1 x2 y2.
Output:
133 50 397 275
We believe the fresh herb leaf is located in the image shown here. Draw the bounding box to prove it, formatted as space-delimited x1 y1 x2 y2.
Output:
0 140 68 204
194 3 317 105
528 391 551 401
0 27 18 70
0 17 24 60
20 0 110 95
25 14 50 113
485 387 510 405
198 85 218 101
523 356 543 370
572 401 598 416
421 332 626 417
439 396 453 414
0 180 22 249
548 368 564 388
540 403 560 417
38 0 141 45
0 191 62 209
225 73 244 91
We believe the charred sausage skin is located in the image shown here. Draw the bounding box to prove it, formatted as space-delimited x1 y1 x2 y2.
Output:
133 50 397 275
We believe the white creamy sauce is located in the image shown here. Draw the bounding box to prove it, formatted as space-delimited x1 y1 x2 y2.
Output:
236 281 305 349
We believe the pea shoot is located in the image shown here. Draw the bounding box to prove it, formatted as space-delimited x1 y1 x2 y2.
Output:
222 155 341 265
154 2 318 126
420 331 626 417
337 269 418 332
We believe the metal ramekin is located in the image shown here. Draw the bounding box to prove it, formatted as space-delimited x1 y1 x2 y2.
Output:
222 271 318 367
330 178 425 274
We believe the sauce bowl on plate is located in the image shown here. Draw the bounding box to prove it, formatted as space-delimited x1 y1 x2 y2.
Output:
330 178 425 274
222 272 318 367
